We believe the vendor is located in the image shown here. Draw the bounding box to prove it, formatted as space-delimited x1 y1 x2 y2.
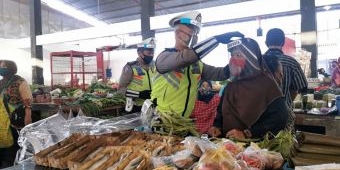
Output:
331 57 340 88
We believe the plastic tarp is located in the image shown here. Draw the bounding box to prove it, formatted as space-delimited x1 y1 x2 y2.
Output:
16 110 144 164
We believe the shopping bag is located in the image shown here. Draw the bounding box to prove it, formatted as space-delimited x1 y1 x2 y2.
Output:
0 101 14 148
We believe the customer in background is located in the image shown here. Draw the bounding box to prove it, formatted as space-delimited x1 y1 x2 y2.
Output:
263 28 308 108
191 79 220 134
0 60 33 168
208 38 289 140
263 28 307 130
331 57 340 88
151 10 244 119
328 60 338 76
117 37 156 113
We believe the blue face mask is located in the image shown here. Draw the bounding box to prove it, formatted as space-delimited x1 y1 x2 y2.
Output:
0 68 8 76
143 55 153 64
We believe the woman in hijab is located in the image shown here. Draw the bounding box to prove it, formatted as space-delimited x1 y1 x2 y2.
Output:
208 38 289 140
190 79 220 134
0 60 33 168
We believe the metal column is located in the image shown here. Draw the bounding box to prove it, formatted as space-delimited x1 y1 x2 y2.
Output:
30 0 44 85
300 0 318 78
140 0 155 40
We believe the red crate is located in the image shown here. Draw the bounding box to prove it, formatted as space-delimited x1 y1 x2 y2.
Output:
50 51 104 90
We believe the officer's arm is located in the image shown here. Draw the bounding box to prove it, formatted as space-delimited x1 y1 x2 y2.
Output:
156 37 220 74
117 65 133 96
201 63 230 81
155 49 198 74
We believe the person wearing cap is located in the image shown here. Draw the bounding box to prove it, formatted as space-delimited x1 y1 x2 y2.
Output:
263 28 307 130
208 38 289 140
151 11 243 119
117 37 156 113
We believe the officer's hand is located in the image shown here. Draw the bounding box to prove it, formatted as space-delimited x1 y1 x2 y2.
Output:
208 126 221 138
139 90 151 99
214 31 244 44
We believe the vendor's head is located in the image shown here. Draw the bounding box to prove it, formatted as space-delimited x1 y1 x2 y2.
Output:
227 38 262 79
265 28 285 49
137 37 156 64
169 11 202 49
197 79 214 103
0 60 17 78
331 60 338 68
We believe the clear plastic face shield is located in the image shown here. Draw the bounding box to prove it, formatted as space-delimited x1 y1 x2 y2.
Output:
176 18 201 47
227 39 261 79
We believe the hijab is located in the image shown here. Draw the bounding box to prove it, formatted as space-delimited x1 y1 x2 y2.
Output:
221 38 283 133
197 79 214 103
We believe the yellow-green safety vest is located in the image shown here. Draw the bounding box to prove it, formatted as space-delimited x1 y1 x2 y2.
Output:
151 61 203 117
127 61 155 106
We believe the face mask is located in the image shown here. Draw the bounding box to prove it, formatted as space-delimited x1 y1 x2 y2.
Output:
0 68 8 76
198 87 213 103
200 87 211 96
229 57 246 76
143 55 153 64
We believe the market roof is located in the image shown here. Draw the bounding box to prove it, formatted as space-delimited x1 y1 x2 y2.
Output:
57 0 253 24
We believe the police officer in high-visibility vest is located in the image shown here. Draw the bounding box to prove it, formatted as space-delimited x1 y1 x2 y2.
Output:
150 11 244 129
118 37 156 113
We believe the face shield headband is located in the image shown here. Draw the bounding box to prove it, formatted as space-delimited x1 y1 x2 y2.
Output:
228 39 261 79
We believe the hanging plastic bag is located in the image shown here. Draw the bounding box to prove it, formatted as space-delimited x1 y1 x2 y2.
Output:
0 100 14 148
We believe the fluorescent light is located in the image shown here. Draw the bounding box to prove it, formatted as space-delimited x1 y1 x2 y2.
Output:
41 0 107 26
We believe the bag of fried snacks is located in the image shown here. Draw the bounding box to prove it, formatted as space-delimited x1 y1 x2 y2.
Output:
236 150 267 170
220 139 245 157
183 136 216 157
152 149 197 169
262 151 284 170
194 146 241 170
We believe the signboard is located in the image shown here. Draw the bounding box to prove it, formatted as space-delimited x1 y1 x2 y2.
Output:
306 78 320 89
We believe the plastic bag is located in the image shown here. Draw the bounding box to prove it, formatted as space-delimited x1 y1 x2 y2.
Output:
220 139 245 157
183 136 216 157
194 146 240 170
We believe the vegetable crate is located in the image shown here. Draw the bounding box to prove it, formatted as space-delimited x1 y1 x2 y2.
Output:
50 50 104 90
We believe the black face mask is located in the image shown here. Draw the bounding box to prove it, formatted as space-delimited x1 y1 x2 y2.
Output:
143 55 153 64
197 89 214 103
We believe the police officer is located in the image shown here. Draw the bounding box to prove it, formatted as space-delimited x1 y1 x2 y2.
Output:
151 11 244 118
118 37 156 113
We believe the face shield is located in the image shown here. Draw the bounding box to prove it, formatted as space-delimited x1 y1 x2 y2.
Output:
227 39 262 79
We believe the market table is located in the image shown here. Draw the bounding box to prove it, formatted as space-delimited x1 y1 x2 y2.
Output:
295 112 340 136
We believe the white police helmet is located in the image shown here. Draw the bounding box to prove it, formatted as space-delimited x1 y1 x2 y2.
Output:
137 37 156 49
169 11 202 33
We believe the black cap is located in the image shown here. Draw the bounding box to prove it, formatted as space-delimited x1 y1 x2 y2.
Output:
265 28 285 47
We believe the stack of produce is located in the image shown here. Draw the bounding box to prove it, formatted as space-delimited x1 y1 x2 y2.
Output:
34 131 184 170
290 131 340 167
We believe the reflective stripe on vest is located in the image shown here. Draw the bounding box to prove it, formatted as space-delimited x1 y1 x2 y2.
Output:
127 63 154 105
151 61 203 117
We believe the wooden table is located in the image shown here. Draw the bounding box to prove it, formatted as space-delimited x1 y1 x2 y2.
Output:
295 112 340 137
